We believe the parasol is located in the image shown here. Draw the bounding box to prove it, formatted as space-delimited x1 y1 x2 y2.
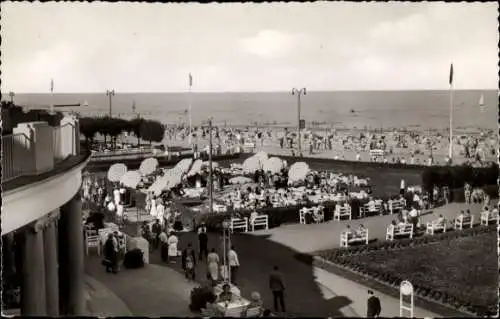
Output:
187 159 203 177
243 156 261 174
107 163 128 182
175 158 193 174
229 176 254 185
139 157 159 176
120 170 142 189
254 151 268 164
263 157 284 174
288 162 310 183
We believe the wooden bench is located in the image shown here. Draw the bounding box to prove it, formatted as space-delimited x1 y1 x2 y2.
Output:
250 214 269 231
426 220 447 235
299 208 307 224
480 211 499 226
389 199 405 214
454 215 474 230
360 202 383 217
334 205 352 221
230 217 248 233
340 229 369 248
386 224 413 240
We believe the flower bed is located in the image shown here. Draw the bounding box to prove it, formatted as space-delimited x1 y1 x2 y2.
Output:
316 225 498 316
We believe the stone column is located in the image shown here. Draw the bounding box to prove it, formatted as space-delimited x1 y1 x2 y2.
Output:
21 221 47 316
59 193 85 315
44 210 60 316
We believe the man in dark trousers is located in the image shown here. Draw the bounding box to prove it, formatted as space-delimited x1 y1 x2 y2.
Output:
151 219 162 250
366 290 381 317
269 266 286 313
197 222 208 261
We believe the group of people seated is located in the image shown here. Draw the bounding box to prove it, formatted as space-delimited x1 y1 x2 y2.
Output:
343 224 367 237
202 284 268 317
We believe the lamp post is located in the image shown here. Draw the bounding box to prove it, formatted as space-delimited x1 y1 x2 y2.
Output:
106 89 115 117
292 88 307 155
8 91 15 104
221 219 231 283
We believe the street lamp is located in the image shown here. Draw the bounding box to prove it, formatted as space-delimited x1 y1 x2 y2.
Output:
221 218 231 283
292 87 307 155
8 91 15 104
106 89 115 117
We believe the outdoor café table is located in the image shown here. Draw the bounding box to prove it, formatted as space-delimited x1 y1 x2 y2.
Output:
213 282 241 297
214 298 251 317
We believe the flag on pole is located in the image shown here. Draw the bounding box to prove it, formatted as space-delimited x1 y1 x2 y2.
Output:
189 73 193 87
50 78 54 93
449 63 453 86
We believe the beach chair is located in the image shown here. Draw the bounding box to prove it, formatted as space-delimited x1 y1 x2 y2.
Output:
85 229 101 256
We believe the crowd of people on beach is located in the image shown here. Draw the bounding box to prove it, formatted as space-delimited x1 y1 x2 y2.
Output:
162 124 496 167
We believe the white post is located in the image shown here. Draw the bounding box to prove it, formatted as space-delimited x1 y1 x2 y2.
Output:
400 280 414 318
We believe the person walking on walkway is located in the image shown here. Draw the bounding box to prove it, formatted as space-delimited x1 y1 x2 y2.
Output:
269 265 286 313
366 290 381 318
182 243 197 280
151 219 162 250
198 223 208 261
103 233 118 274
228 246 240 284
207 248 220 284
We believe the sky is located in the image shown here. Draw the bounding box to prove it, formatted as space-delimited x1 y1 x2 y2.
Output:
1 2 498 93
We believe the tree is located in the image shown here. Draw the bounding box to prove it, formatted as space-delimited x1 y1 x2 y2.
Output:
140 120 165 145
130 118 146 147
79 117 99 142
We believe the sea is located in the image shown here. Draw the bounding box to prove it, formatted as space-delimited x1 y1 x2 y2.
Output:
4 90 498 132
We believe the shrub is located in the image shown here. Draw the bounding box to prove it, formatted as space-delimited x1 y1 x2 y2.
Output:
189 285 214 312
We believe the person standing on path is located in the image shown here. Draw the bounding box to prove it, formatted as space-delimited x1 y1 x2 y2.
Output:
269 266 286 313
366 290 381 318
151 219 162 250
228 246 240 284
198 223 208 261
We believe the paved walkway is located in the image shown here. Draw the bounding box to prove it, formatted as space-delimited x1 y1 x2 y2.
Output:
251 202 492 253
84 254 197 317
313 266 438 318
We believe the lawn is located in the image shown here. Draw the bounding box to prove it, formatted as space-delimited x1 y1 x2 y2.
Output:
321 229 498 316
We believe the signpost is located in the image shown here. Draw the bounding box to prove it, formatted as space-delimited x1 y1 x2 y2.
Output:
400 280 414 317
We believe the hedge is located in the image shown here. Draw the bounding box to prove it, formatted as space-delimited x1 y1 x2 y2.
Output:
421 164 499 192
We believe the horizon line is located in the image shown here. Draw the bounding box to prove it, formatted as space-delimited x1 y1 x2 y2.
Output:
3 88 498 94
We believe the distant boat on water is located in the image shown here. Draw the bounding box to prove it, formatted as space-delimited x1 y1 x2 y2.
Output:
479 93 485 112
82 100 89 107
350 109 356 113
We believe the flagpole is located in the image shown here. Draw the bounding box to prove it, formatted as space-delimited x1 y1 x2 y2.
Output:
448 70 454 161
50 78 54 114
188 73 193 146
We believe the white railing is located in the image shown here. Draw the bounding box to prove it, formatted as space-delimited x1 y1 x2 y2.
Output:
2 120 78 183
1 133 33 182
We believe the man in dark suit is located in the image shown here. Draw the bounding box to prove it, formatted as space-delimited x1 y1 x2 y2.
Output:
269 266 286 313
366 290 381 317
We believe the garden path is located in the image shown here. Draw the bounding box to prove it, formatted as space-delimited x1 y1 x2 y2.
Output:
249 202 494 253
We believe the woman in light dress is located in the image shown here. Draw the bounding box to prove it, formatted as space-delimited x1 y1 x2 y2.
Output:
167 232 179 263
156 200 165 226
150 196 157 218
207 248 220 283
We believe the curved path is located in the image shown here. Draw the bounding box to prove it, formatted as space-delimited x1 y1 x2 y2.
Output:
147 202 489 317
